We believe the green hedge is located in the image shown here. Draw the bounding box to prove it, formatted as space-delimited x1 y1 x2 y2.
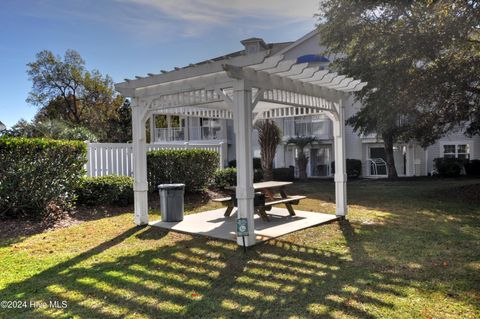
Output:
331 159 362 178
434 157 465 177
212 167 237 189
76 176 133 206
147 149 218 193
0 137 86 218
211 166 265 189
227 158 263 182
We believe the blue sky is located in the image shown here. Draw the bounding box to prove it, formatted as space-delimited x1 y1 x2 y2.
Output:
0 0 320 128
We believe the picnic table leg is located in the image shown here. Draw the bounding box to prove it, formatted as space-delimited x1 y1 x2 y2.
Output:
284 203 296 216
279 188 296 216
224 206 234 217
255 207 270 221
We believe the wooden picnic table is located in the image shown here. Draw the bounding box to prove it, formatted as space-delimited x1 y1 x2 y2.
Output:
214 181 306 221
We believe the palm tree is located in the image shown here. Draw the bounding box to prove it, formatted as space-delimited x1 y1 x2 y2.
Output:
255 120 282 181
287 136 317 180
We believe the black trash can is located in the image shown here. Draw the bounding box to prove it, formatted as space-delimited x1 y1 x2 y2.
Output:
158 184 185 222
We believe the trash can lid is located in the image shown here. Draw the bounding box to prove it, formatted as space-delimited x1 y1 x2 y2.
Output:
158 183 185 190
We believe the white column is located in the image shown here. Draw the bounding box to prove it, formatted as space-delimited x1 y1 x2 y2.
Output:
232 80 256 246
132 98 149 225
333 98 347 218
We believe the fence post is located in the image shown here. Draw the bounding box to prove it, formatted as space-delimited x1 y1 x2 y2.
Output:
85 142 90 176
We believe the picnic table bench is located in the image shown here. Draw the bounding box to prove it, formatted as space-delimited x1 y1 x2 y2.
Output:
212 181 306 221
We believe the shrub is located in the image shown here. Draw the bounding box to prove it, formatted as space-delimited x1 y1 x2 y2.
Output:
434 157 465 177
465 159 480 176
228 157 262 170
76 176 133 206
228 158 263 182
331 159 362 178
147 149 218 193
273 166 295 181
211 165 264 188
212 168 237 189
0 137 86 218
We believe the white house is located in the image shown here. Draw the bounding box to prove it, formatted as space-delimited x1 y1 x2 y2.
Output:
147 30 480 178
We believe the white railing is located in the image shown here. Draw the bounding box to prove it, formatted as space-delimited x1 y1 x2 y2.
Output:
86 142 225 177
155 127 185 142
154 126 222 142
283 119 331 138
189 126 222 140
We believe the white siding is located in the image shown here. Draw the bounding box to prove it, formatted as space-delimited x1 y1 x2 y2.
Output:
282 33 331 61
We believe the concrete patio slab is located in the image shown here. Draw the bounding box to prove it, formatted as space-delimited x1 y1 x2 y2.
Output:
149 207 338 244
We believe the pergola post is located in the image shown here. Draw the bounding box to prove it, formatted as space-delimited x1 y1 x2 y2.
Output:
333 98 348 218
149 113 155 143
132 98 149 225
232 80 256 246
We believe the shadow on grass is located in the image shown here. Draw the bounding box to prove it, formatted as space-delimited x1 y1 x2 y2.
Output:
1 218 479 318
295 178 480 265
1 178 479 318
0 221 426 319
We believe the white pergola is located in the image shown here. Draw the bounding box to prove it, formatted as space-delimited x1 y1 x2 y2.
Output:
115 52 366 247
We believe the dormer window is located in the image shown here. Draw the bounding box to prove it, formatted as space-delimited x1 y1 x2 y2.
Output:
241 38 268 55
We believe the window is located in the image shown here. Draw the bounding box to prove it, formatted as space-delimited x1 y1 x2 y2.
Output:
457 144 470 159
200 118 220 128
443 144 470 159
293 115 327 137
199 118 221 140
443 145 456 158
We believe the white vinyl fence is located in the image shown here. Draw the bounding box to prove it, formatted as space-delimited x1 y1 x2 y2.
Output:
85 142 225 177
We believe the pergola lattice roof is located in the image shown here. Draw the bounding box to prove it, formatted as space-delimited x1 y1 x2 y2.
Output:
116 54 367 122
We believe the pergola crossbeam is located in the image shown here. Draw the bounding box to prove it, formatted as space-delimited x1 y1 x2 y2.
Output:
152 106 233 119
255 104 329 120
260 90 336 114
148 88 228 111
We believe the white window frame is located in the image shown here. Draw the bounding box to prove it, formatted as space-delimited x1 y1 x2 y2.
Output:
440 141 472 160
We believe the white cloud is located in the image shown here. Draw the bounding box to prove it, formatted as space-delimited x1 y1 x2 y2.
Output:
125 0 319 20
20 0 320 41
116 0 320 36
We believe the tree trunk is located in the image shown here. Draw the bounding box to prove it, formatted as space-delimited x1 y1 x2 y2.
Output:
383 134 398 179
257 119 281 181
297 151 309 180
263 166 273 181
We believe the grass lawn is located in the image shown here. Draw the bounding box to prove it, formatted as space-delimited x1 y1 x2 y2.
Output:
0 178 479 318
